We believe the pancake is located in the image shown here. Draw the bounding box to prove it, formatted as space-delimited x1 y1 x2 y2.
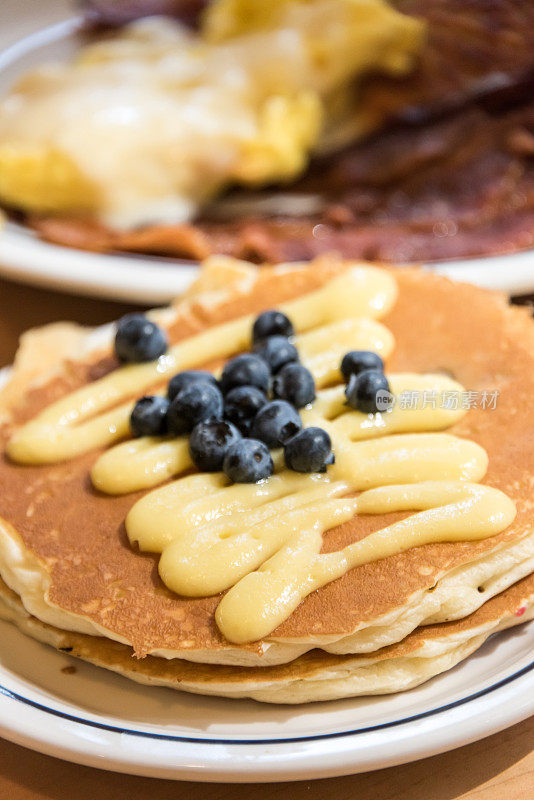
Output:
0 572 532 703
0 258 533 667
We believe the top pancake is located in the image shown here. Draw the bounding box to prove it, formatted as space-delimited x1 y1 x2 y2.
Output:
0 259 533 661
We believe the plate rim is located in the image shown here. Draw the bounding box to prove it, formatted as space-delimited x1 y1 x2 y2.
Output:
0 655 533 746
0 652 532 782
0 222 199 304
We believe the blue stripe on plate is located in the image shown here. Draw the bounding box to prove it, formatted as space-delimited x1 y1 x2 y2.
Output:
0 657 533 745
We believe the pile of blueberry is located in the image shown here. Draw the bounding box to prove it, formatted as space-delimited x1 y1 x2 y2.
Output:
114 310 390 484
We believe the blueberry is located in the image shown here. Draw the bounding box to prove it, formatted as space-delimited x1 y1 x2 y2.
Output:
253 336 299 374
114 314 167 363
224 386 268 435
130 396 169 437
167 370 218 401
345 369 391 414
284 428 334 473
252 310 294 344
251 400 302 448
220 353 270 394
272 363 315 408
167 382 223 436
340 350 384 382
189 421 242 472
223 439 274 483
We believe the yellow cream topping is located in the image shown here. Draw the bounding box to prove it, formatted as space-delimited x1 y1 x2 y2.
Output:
6 265 516 644
0 1 424 228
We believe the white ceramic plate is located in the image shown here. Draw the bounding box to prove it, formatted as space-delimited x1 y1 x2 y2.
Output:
0 9 533 303
0 605 532 782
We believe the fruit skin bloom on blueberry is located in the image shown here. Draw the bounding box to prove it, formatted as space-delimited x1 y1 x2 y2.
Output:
272 363 315 408
167 382 223 436
114 313 168 363
252 310 294 344
345 369 391 414
284 427 334 473
253 336 299 374
224 385 267 435
223 438 274 483
340 350 384 382
167 370 218 401
130 396 169 437
189 421 242 472
251 400 302 448
220 353 271 394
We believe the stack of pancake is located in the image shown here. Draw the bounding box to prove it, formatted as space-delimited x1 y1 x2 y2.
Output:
0 256 533 703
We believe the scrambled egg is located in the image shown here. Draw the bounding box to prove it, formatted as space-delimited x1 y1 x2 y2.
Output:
0 0 424 229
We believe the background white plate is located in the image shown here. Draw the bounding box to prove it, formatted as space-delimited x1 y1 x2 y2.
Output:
0 220 198 304
0 5 533 303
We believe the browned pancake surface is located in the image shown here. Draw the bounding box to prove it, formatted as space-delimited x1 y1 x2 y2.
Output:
0 264 533 657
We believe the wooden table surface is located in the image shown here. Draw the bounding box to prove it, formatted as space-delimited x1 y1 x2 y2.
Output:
0 275 532 799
